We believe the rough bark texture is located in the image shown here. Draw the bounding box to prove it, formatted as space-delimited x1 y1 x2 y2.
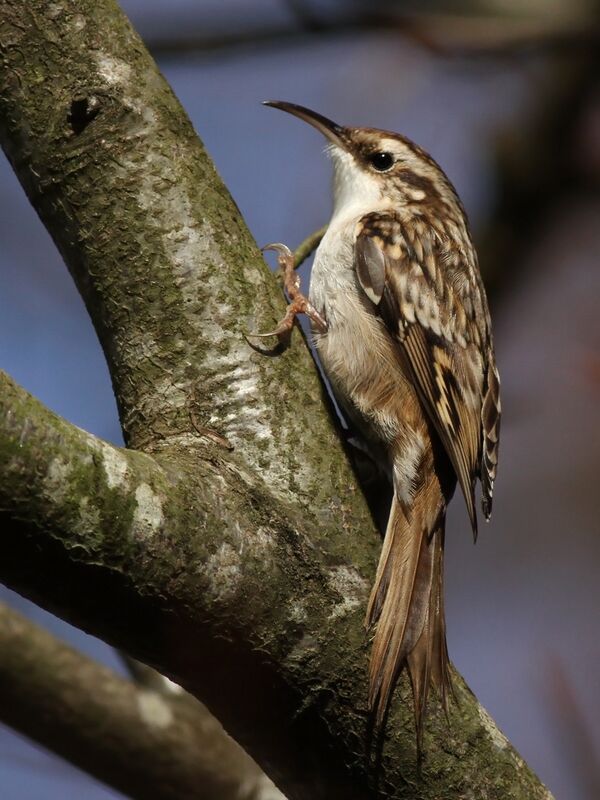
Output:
0 2 553 798
0 602 283 800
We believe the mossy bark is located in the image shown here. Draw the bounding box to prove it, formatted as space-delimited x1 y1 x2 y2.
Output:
0 2 552 798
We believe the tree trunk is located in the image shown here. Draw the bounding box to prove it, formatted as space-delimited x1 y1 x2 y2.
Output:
0 2 552 798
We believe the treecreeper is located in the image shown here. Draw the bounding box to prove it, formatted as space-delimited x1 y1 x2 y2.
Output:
253 101 501 752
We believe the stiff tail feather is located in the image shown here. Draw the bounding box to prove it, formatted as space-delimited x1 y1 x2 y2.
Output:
365 488 452 743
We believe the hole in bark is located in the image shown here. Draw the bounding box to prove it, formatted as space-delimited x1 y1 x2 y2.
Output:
68 96 100 135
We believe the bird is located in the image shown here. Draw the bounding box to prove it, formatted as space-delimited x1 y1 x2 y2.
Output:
257 101 501 747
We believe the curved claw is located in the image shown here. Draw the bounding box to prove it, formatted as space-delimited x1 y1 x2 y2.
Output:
246 309 295 339
246 326 289 339
262 242 295 274
261 242 293 257
250 239 328 341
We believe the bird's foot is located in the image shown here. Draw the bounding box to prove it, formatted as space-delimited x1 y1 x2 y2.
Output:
248 243 327 338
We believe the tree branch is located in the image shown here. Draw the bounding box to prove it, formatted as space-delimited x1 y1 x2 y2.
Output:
143 12 600 61
0 602 283 800
0 2 553 798
293 225 327 268
0 366 374 798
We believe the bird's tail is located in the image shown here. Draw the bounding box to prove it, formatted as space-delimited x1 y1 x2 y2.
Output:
365 482 452 746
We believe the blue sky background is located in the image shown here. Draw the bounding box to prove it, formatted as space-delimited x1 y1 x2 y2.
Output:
1 2 599 798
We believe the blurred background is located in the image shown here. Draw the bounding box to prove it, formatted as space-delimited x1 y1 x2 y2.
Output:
1 0 599 797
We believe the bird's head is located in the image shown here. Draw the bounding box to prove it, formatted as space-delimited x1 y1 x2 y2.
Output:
264 100 454 220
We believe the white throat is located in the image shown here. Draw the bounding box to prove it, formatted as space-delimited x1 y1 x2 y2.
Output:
328 146 384 226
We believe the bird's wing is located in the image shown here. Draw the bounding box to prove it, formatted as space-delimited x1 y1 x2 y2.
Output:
355 211 500 534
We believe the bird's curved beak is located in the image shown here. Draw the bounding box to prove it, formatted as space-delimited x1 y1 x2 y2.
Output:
263 101 346 148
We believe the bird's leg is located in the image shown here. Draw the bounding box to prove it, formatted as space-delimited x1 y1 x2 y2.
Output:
249 243 327 338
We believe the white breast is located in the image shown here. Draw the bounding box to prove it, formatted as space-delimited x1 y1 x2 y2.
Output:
308 214 404 420
309 218 356 325
306 146 423 459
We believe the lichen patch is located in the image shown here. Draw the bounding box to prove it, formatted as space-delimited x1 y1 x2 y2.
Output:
327 565 369 620
126 329 161 365
47 4 64 20
78 496 100 533
477 703 510 751
94 52 132 87
228 364 260 402
232 375 258 399
137 690 174 729
43 457 71 503
149 376 188 411
131 483 164 538
71 13 86 31
102 444 129 490
286 632 319 665
288 599 308 624
204 542 242 602
250 526 276 552
164 222 202 277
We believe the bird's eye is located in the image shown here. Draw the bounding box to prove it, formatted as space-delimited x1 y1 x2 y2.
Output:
368 151 394 171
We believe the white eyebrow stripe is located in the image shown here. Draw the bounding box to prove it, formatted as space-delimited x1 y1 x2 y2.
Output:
379 138 400 152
